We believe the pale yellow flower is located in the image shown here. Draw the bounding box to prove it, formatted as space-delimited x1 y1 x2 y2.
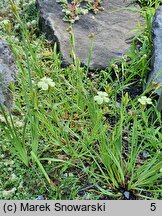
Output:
138 96 152 105
94 91 110 105
38 77 55 91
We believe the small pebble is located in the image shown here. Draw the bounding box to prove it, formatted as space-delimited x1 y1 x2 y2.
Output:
36 195 45 200
143 150 149 158
123 191 130 199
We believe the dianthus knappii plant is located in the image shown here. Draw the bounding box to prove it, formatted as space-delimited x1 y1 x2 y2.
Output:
57 0 104 23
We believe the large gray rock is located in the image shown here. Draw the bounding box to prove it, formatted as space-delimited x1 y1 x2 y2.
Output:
147 6 162 95
0 40 17 109
146 6 162 111
36 0 142 70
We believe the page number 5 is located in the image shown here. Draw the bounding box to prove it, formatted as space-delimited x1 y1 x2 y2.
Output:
150 203 156 211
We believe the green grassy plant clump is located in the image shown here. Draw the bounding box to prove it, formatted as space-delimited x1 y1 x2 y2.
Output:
1 0 162 200
136 0 162 7
57 0 104 23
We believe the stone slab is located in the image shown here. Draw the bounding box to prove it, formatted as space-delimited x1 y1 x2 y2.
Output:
0 40 17 109
147 6 162 111
147 6 162 96
36 0 143 70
